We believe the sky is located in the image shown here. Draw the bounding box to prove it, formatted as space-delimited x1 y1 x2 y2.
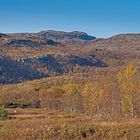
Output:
0 0 140 38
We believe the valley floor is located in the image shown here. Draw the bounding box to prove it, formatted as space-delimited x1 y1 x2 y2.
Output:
0 109 140 140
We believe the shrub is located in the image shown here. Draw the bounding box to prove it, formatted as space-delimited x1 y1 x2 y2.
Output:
0 106 8 120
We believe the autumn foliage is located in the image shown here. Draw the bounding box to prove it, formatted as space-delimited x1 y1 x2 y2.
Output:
0 64 139 119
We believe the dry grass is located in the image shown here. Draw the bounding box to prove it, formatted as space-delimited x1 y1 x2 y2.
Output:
0 109 140 140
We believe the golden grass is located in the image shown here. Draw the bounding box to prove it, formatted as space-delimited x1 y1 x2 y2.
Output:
0 109 140 140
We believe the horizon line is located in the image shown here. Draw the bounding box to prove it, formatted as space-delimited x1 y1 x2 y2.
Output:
1 29 140 39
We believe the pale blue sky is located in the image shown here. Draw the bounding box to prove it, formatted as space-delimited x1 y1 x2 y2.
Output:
0 0 140 37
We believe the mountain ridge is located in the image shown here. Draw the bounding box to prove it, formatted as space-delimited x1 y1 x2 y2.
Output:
0 30 140 84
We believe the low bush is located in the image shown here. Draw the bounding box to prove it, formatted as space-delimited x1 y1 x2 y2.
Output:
0 106 8 120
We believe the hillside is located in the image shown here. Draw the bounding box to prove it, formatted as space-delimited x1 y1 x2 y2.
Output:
91 33 140 47
8 30 96 46
0 31 140 84
0 56 46 84
0 31 140 140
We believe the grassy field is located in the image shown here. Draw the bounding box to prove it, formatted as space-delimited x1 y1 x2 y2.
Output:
0 108 140 140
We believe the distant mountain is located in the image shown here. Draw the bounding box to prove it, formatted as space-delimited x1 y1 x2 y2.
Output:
37 30 96 41
6 30 96 46
90 33 140 47
109 34 140 41
7 38 59 47
0 34 60 47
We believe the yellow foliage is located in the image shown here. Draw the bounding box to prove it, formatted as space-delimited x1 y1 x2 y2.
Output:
124 64 137 77
46 87 65 97
82 81 93 97
82 81 109 116
117 64 139 117
62 84 78 95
